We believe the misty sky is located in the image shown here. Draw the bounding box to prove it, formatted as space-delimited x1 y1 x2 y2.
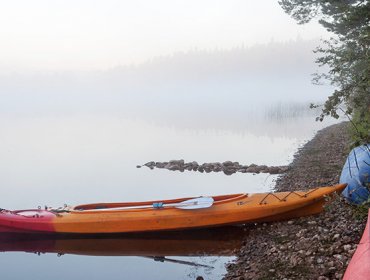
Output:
0 0 329 72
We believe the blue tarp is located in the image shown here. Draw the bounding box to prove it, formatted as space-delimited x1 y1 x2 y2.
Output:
340 144 370 204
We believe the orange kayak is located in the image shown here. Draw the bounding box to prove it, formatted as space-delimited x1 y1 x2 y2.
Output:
0 184 346 234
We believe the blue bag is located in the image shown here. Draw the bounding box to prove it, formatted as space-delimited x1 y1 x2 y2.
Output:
340 144 370 204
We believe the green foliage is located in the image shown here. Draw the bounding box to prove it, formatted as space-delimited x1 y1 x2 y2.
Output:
352 195 370 220
351 109 370 146
279 0 370 142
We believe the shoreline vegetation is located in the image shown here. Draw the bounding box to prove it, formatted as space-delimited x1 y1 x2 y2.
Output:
224 121 367 280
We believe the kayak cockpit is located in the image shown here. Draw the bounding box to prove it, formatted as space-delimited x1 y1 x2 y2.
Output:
72 193 246 212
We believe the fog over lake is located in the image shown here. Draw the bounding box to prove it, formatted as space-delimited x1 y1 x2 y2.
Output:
0 38 338 204
2 40 334 133
0 39 339 279
0 1 341 278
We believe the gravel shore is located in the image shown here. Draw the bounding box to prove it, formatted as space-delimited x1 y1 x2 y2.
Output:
224 122 367 280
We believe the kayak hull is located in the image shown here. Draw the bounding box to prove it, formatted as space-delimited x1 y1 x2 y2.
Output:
0 184 346 234
343 210 370 280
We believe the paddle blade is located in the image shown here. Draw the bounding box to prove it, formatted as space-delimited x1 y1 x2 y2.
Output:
176 197 214 210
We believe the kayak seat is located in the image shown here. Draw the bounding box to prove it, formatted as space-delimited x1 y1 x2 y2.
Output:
94 205 108 209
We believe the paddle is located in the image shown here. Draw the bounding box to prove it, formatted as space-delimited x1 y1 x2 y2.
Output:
169 197 214 210
80 197 214 211
145 256 215 268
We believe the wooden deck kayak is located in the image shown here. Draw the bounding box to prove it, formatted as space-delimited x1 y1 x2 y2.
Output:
0 184 346 234
343 210 370 280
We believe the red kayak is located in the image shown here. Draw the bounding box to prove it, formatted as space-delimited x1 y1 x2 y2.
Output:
343 210 370 280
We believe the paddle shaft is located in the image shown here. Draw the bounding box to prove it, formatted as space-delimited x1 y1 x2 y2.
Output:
78 197 214 212
145 256 214 268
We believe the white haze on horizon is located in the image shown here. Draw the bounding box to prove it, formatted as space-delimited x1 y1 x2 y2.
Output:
0 39 335 134
0 1 334 133
0 0 329 73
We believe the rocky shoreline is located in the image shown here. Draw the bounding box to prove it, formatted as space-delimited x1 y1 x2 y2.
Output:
138 160 289 175
224 122 367 280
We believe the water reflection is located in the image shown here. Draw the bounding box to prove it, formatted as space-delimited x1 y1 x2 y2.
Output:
0 226 245 256
0 227 245 280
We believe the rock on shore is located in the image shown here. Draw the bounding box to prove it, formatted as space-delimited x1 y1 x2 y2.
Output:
224 122 367 280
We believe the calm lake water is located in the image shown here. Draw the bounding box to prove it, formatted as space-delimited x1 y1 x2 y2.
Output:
0 106 338 279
